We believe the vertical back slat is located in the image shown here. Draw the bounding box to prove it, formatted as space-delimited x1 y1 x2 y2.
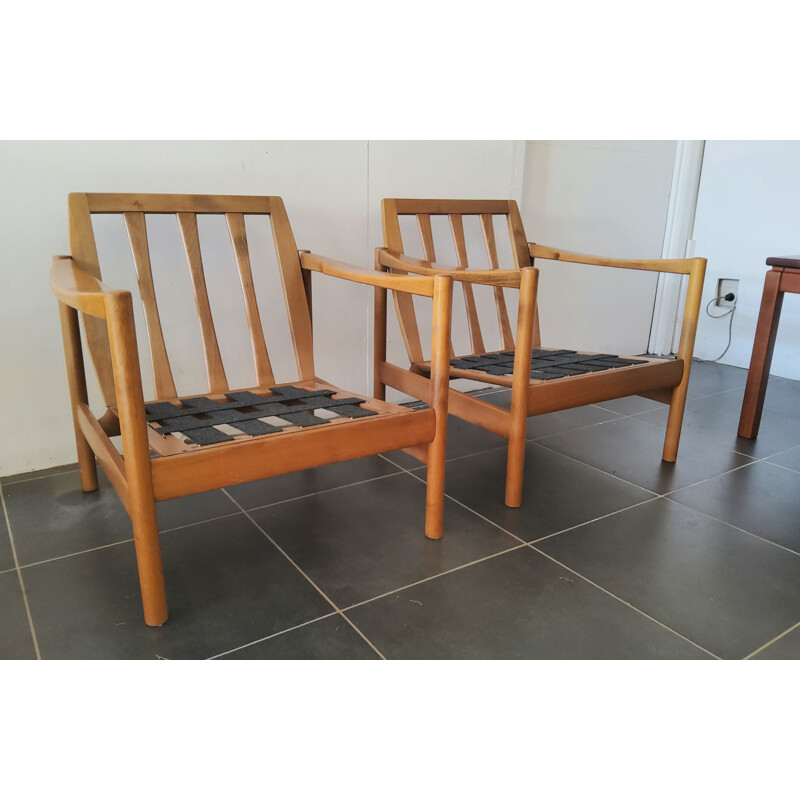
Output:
417 214 437 261
176 212 229 394
480 213 514 349
381 199 424 364
225 213 275 386
506 200 540 346
267 198 316 380
449 214 485 354
68 193 118 407
124 212 178 400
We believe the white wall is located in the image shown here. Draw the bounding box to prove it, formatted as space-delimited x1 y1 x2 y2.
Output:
0 140 523 476
693 141 800 381
521 140 677 354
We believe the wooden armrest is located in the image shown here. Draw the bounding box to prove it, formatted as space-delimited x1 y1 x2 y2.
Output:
377 249 522 287
529 243 703 276
50 256 116 318
300 251 437 297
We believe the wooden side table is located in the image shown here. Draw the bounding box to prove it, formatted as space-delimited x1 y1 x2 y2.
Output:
738 256 800 438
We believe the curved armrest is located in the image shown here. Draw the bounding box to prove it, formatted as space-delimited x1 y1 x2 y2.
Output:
529 243 704 276
301 251 437 298
50 256 116 318
377 249 522 287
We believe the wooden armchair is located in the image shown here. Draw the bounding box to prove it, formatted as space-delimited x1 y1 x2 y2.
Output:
375 198 706 513
51 193 453 626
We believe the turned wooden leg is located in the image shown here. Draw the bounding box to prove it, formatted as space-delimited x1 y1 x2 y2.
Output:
425 275 453 539
738 269 784 439
662 256 706 463
505 268 537 507
58 302 98 492
106 291 168 625
129 488 167 626
662 365 690 462
374 283 387 401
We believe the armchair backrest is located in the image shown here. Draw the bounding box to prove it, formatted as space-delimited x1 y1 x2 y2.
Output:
381 198 531 363
68 194 314 406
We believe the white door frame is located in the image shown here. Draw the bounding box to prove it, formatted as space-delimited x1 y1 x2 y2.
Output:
648 140 705 355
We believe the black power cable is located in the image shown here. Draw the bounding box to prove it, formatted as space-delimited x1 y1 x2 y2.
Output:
705 292 737 361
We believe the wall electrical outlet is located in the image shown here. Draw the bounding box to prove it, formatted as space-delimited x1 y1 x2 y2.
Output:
716 278 739 308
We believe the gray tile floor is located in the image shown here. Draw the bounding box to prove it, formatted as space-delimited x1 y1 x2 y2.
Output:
2 359 799 660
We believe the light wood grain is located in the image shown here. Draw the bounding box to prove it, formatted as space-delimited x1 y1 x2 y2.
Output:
53 192 453 625
124 212 178 400
226 212 274 386
480 213 514 348
177 212 229 394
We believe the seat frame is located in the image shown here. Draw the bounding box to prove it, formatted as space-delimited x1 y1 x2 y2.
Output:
375 198 707 510
51 193 454 626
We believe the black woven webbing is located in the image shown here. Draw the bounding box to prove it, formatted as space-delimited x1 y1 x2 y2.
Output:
145 385 377 446
450 349 647 380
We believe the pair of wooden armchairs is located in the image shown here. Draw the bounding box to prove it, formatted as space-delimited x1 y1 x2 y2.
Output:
51 193 706 626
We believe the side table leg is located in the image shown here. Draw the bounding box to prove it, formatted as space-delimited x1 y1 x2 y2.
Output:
738 269 784 438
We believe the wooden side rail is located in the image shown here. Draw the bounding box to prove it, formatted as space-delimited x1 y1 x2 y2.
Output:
300 251 438 297
529 243 701 276
377 249 523 287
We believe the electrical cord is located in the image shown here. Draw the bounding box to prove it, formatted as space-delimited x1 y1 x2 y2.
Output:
705 293 737 362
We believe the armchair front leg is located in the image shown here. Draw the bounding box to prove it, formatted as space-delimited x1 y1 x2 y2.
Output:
57 301 98 493
506 267 539 508
105 290 167 626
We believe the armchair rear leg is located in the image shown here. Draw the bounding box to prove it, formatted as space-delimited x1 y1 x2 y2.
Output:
373 283 387 401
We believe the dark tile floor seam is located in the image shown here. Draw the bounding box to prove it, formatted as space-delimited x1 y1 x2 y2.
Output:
0 467 80 486
237 470 402 514
0 483 41 659
660 495 800 559
15 510 247 570
221 488 387 660
379 455 528 545
527 544 722 659
379 443 508 471
526 415 627 442
762 459 800 476
338 542 531 614
207 610 341 659
530 438 664 496
528 496 662 546
743 620 800 660
657 446 800 501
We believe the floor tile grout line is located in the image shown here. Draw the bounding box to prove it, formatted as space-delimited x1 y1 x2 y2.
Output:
532 438 663 497
660 495 800 559
0 483 41 659
339 543 531 614
381 456 528 545
742 620 800 660
207 610 341 659
526 415 628 444
237 470 402 515
384 449 662 552
528 497 662 546
379 443 508 471
221 488 387 661
528 545 722 660
0 467 80 487
14 473 408 571
14 509 248 571
760 458 800 476
656 462 756 499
